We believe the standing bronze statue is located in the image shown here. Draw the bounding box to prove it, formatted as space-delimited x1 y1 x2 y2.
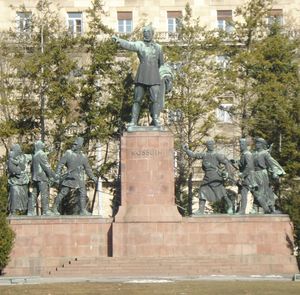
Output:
28 141 57 216
182 140 234 215
112 25 164 128
7 144 31 215
235 138 257 214
252 137 285 214
52 137 97 216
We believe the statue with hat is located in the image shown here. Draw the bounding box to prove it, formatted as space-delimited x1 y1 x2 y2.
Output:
112 25 164 129
52 137 97 216
182 140 235 215
252 137 285 214
28 140 57 216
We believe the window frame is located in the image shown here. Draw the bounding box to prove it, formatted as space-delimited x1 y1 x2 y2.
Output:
216 103 233 123
67 12 83 36
16 11 32 35
117 11 133 34
217 10 233 33
167 11 182 33
267 9 283 26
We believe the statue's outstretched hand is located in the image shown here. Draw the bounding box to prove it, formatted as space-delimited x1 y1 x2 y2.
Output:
182 144 189 151
112 35 119 43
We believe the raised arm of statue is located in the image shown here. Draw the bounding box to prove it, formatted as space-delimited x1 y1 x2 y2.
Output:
182 144 204 159
112 35 140 53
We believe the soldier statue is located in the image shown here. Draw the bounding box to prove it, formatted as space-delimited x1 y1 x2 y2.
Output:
112 25 164 128
52 137 97 216
234 138 257 214
7 144 31 215
28 140 57 216
182 140 234 215
252 137 285 214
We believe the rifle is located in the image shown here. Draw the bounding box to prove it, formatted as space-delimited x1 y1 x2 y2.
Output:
91 177 99 214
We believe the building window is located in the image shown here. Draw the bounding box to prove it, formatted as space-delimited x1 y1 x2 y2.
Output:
216 103 233 123
217 10 233 32
117 11 132 33
267 9 283 26
167 11 182 33
67 12 83 36
16 12 32 34
216 55 230 70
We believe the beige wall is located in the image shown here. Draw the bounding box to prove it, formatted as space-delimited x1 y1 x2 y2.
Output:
0 0 299 33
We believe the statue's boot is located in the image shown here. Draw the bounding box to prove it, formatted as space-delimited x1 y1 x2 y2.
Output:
27 192 37 216
128 103 140 127
224 196 234 214
269 205 282 214
52 194 63 215
42 198 54 216
257 197 271 214
79 197 91 216
237 197 247 215
151 102 161 127
193 199 206 216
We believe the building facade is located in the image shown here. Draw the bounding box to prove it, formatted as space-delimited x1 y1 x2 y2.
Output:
0 1 299 37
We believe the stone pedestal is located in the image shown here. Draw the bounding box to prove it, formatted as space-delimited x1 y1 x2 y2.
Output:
115 131 182 222
5 216 112 276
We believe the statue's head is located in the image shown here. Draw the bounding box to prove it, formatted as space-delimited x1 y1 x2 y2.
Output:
72 137 84 152
205 139 215 151
143 25 154 42
239 138 248 151
11 144 22 157
255 137 267 150
35 140 45 152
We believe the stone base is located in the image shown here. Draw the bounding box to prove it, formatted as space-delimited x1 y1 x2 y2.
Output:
112 215 298 263
4 215 299 277
115 205 182 222
4 216 112 276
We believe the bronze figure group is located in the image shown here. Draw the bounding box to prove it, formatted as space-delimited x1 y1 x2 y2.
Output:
7 137 96 216
183 137 285 215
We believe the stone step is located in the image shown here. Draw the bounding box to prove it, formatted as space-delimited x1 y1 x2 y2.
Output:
44 255 297 277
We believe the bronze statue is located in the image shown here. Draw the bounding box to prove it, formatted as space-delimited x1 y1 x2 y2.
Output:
252 137 285 214
52 137 97 216
235 138 257 214
112 25 164 128
28 141 57 216
182 140 234 215
7 144 31 215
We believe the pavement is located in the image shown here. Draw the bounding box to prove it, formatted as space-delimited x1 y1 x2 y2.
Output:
0 274 299 285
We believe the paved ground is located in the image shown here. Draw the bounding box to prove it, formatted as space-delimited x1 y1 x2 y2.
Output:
0 274 299 285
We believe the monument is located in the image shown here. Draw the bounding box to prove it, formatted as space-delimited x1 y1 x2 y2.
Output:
4 27 298 278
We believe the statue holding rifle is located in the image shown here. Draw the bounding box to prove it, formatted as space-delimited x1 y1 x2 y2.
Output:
52 137 97 216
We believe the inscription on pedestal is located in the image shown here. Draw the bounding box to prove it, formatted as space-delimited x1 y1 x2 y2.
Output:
129 148 172 158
